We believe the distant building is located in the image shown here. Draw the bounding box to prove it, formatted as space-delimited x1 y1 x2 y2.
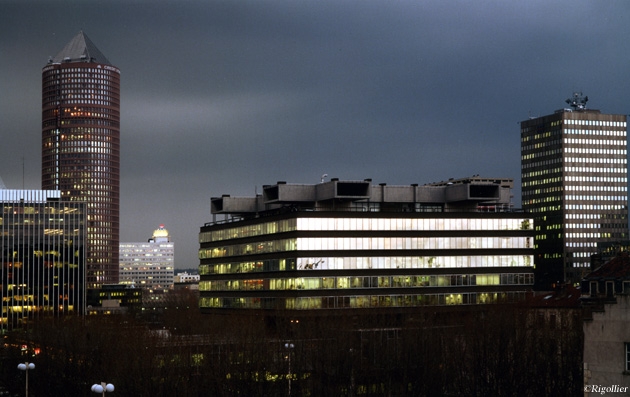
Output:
521 93 628 288
0 189 86 331
174 272 199 284
119 225 174 299
199 177 534 313
86 283 142 315
42 31 121 289
582 253 630 393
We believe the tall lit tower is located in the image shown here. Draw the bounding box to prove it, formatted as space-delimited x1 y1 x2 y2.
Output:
42 31 120 289
521 93 628 288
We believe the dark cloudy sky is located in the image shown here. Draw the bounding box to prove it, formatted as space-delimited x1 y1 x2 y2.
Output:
2 1 630 269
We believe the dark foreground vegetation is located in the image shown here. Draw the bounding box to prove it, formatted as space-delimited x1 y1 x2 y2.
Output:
0 292 583 396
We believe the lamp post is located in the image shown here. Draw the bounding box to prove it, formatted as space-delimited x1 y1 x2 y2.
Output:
284 342 294 396
17 362 34 397
91 382 114 396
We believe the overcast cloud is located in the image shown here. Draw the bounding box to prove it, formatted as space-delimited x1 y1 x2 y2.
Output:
2 1 630 268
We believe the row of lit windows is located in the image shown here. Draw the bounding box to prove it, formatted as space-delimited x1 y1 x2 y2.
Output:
565 232 602 239
565 223 607 229
201 254 533 274
62 93 116 103
566 213 627 220
566 158 626 167
524 187 562 197
564 138 626 146
199 291 528 310
58 145 118 155
566 176 627 183
565 185 627 192
565 158 626 166
566 241 597 248
565 195 627 202
521 169 562 180
56 106 118 117
57 119 117 127
200 236 532 259
61 88 116 97
565 204 626 210
200 272 534 292
59 99 117 106
563 128 626 136
521 158 561 168
58 141 113 150
564 166 626 173
521 177 562 188
563 119 626 127
54 67 118 75
200 217 532 243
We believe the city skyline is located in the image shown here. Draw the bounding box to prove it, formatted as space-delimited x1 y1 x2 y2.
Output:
2 1 630 269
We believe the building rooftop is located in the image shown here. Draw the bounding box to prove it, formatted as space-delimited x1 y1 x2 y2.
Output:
585 252 630 280
49 31 112 65
209 176 515 221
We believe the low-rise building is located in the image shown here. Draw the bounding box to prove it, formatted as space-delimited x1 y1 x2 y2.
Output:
199 177 534 313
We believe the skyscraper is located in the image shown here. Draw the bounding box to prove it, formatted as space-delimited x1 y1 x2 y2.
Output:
42 31 120 289
521 93 628 288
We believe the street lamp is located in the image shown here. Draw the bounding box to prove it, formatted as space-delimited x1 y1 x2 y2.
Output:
284 343 294 396
91 382 114 396
17 362 34 397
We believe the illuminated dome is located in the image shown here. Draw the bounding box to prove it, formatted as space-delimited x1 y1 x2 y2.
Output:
152 224 170 242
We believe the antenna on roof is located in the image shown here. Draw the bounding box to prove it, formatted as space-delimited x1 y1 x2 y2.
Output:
320 174 328 183
566 92 588 110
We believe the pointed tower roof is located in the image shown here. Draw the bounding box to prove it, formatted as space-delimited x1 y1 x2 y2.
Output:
50 31 112 65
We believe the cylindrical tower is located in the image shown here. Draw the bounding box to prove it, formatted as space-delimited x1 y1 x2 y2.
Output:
42 31 120 289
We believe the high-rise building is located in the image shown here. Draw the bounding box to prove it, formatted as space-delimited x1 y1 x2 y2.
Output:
42 31 120 289
521 93 628 288
199 177 534 313
0 189 86 331
119 225 175 298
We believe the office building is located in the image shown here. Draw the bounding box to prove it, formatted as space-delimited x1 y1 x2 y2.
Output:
119 225 174 297
199 177 534 312
86 283 142 315
42 31 120 289
521 93 628 288
0 189 86 332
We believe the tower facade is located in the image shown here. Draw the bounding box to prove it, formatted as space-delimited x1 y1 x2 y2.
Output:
42 31 120 289
521 93 628 288
119 225 175 297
